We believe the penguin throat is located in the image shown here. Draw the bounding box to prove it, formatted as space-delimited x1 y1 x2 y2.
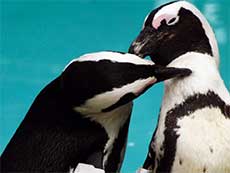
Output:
85 102 133 168
162 52 230 112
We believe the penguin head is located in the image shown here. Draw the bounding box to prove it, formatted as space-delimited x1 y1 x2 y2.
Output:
61 51 191 115
129 1 219 67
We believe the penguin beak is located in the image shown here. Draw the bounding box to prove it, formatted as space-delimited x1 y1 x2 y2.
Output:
130 65 192 99
153 65 192 82
129 27 157 58
129 27 192 80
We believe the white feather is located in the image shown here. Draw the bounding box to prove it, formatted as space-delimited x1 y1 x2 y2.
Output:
85 102 133 168
172 107 230 173
64 51 154 71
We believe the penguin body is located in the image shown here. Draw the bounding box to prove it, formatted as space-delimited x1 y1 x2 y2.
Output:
129 1 230 173
0 51 190 172
144 53 230 173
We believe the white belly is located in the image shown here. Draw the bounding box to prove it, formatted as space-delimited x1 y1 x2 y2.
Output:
171 107 230 173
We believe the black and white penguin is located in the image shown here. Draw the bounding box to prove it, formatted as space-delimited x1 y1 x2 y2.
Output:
129 1 230 173
0 51 191 173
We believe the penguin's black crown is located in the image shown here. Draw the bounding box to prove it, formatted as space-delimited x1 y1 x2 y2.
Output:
129 1 219 66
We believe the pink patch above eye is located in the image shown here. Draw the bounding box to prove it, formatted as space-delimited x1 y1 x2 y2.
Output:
152 14 176 29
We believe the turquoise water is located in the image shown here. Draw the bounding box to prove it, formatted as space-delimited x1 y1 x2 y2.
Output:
1 0 229 172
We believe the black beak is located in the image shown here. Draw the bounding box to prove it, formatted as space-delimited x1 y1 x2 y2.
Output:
133 65 192 98
154 65 192 82
129 27 192 80
129 27 157 58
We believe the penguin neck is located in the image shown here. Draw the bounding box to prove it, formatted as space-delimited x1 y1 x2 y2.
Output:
84 102 133 168
162 52 230 113
85 102 132 139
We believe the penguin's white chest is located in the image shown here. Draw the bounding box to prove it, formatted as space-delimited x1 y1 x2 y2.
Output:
85 102 133 168
172 107 230 173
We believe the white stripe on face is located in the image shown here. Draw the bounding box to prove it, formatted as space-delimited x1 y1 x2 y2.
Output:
64 51 154 71
74 76 156 115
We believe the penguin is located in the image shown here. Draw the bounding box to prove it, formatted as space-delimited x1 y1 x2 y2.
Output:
129 1 230 173
0 51 191 173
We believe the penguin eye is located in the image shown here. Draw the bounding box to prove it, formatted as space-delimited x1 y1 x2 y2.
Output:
152 14 179 29
166 16 179 26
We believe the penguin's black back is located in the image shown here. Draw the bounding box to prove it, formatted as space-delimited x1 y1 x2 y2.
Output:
1 77 108 171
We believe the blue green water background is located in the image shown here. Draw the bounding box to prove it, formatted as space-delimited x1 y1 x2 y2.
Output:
1 0 229 172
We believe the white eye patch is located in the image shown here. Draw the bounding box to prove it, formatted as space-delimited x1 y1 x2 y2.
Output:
151 1 182 29
152 14 180 29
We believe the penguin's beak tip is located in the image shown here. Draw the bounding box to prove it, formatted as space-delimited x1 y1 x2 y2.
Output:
180 68 193 77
